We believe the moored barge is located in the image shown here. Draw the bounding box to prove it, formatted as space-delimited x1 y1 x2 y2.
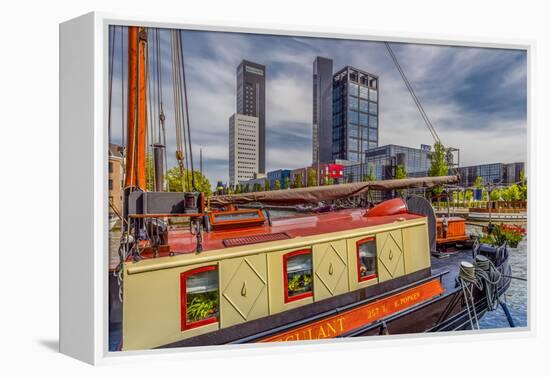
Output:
110 182 511 350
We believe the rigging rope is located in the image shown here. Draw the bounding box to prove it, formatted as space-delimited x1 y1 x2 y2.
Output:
384 42 460 178
384 42 440 144
120 26 125 158
178 29 196 191
108 27 116 145
146 34 156 191
156 29 169 191
170 30 187 191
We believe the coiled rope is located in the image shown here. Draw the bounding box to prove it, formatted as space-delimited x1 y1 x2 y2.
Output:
474 255 502 310
459 261 480 329
458 255 503 330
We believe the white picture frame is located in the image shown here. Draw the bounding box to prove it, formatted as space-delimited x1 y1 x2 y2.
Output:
59 11 533 365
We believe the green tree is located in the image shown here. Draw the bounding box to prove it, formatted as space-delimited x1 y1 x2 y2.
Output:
275 179 281 190
307 168 317 187
283 177 290 189
473 176 484 188
394 164 407 196
519 170 527 200
265 179 270 191
395 164 407 180
490 189 501 201
327 177 335 185
165 167 212 196
293 173 303 188
363 164 376 182
428 141 449 195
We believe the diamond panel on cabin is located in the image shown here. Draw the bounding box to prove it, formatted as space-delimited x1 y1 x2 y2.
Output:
223 259 266 319
313 240 349 301
377 230 405 281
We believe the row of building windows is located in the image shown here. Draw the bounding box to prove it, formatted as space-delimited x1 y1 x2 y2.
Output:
179 237 378 330
333 84 378 103
332 112 378 129
237 142 257 148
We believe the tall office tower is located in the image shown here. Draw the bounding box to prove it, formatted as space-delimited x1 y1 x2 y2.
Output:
332 66 379 163
312 56 334 165
229 113 259 186
236 60 266 173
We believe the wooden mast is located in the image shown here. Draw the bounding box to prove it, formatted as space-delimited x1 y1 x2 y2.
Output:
125 26 148 191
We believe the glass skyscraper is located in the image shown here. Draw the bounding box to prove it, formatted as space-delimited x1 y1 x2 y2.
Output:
237 60 266 173
332 66 379 162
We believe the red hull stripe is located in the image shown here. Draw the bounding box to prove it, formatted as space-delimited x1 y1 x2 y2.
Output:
260 279 444 342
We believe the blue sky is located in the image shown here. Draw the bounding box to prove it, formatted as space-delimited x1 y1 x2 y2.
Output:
109 27 527 185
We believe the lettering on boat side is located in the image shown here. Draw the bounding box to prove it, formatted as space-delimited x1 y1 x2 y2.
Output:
260 279 444 342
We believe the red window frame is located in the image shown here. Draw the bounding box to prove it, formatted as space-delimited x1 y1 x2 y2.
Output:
180 265 219 331
356 237 377 282
283 249 313 303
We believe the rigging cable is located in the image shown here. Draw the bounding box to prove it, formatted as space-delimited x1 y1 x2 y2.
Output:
170 30 192 192
145 29 156 191
175 31 191 190
178 29 197 191
108 26 116 146
384 42 440 144
120 26 125 159
156 29 169 191
384 42 461 178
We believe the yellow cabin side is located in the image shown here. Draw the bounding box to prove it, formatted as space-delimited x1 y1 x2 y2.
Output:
122 216 431 350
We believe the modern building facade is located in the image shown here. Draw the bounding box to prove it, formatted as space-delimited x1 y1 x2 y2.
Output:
229 113 259 186
237 60 266 173
457 162 525 187
343 144 432 183
332 66 379 163
240 174 267 191
290 167 308 188
312 57 333 165
267 169 291 189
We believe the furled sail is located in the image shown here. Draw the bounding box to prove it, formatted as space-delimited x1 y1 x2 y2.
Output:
210 175 459 206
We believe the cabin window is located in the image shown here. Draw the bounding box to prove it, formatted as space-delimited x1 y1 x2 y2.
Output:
284 249 313 303
357 237 377 281
180 266 219 331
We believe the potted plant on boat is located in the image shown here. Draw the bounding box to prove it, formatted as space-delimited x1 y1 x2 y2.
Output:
479 223 526 248
288 273 313 296
187 292 219 322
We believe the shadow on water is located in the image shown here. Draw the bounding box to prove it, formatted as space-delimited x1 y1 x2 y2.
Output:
38 339 59 352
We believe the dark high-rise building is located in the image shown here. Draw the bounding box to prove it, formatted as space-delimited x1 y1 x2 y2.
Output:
237 60 266 173
312 57 333 165
332 66 379 163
